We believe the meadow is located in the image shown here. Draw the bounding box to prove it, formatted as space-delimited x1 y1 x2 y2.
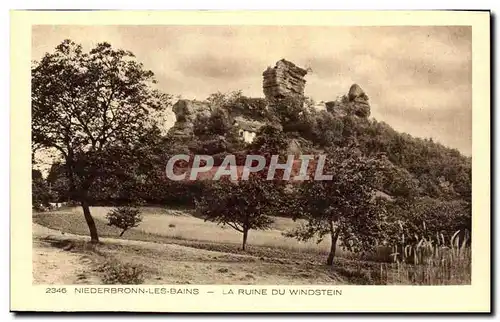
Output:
32 206 471 285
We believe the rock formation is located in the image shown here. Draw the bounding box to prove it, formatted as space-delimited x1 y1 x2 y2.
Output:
325 84 371 118
263 59 308 100
348 84 371 118
167 100 212 149
167 60 373 154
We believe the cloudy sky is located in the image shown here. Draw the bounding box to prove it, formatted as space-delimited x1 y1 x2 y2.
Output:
32 25 472 155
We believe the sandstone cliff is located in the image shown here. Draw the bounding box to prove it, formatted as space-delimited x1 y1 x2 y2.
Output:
263 59 308 100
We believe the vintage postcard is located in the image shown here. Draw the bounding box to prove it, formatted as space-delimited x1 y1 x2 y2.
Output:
10 10 490 312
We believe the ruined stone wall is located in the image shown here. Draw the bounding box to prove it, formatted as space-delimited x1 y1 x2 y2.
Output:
262 59 308 100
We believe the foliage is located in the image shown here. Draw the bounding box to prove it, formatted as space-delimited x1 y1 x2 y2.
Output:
248 124 289 159
31 39 171 242
193 108 232 137
195 175 286 250
106 206 143 237
205 90 243 109
383 197 471 247
192 107 246 160
32 169 53 211
227 96 270 121
97 260 145 284
285 146 398 265
269 95 471 203
351 118 471 201
206 91 269 121
158 180 208 207
267 96 316 139
46 163 70 202
310 110 345 147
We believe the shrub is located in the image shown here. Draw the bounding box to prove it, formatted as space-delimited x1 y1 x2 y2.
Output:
97 261 145 284
106 206 142 237
384 198 471 249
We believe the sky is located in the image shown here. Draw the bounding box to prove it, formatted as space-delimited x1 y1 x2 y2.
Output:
32 25 472 155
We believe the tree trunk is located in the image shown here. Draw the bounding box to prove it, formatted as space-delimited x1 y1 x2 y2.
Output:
81 200 99 243
119 229 127 237
242 229 249 251
326 228 340 266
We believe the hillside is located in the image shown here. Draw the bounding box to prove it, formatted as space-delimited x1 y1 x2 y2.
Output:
164 59 471 204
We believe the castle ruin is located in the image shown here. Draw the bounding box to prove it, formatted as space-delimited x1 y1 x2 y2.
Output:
167 59 370 147
262 59 308 100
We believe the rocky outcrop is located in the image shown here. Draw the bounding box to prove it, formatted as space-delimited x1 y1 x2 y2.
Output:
348 84 370 118
325 84 370 118
172 99 212 122
167 62 373 154
263 59 308 100
167 100 212 146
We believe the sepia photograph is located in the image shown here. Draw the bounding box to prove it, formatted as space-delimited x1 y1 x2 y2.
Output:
10 10 490 313
30 24 474 286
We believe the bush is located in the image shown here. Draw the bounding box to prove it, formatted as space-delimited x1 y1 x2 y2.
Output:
384 197 471 247
97 261 145 284
106 206 142 237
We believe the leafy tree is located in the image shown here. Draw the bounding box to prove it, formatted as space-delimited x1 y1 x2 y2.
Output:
31 40 171 242
285 146 394 266
193 108 232 137
311 110 345 148
205 90 243 109
195 176 283 250
106 206 143 237
46 163 71 202
268 96 316 139
191 107 246 163
248 124 289 158
383 197 471 248
32 169 53 211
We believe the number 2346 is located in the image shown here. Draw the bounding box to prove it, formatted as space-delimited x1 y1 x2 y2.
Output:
45 288 67 294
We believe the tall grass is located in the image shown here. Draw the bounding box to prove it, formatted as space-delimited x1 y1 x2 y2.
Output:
380 229 471 285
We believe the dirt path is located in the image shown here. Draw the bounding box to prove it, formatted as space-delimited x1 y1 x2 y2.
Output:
32 224 100 284
32 223 344 285
32 223 259 285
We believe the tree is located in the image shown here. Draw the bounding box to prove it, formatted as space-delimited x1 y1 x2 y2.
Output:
195 176 283 250
285 146 393 266
248 124 289 158
106 206 143 237
32 169 53 211
191 108 245 160
46 163 71 202
205 90 243 109
383 196 471 248
31 40 171 242
267 96 316 140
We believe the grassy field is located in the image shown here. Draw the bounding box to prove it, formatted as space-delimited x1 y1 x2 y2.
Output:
45 206 336 254
32 206 471 285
